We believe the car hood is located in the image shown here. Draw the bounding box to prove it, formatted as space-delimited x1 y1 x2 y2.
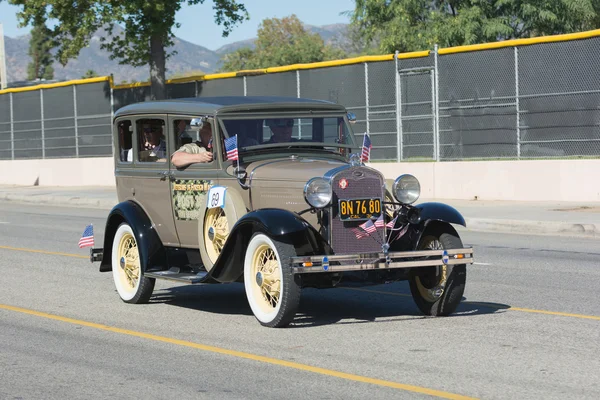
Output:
248 157 347 183
247 157 346 215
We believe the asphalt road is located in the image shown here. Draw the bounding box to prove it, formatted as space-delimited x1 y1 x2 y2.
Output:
1 202 599 399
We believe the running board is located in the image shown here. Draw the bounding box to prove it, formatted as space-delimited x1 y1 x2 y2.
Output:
146 270 209 284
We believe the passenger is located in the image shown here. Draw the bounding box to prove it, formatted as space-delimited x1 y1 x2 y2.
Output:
266 118 295 143
171 122 213 168
142 127 166 159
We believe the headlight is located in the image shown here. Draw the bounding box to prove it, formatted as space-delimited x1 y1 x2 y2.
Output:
304 177 332 208
393 174 420 204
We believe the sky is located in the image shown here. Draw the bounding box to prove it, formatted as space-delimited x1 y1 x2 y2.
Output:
0 0 355 50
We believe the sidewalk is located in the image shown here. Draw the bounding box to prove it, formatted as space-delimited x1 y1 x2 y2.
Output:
1 185 599 238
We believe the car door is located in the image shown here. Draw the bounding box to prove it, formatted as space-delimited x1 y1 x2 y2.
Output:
128 114 179 246
169 114 223 248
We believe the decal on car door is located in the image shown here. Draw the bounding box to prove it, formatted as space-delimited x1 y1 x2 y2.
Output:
172 179 213 220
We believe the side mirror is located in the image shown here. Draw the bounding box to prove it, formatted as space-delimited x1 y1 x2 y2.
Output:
190 118 204 131
347 112 357 124
233 166 249 189
233 166 247 181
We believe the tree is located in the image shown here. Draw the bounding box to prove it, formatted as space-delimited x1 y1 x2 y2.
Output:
27 23 54 81
350 0 600 53
82 70 98 79
219 15 345 72
9 0 248 99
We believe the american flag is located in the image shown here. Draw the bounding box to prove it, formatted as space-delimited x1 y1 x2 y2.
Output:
386 215 398 229
360 132 372 162
78 224 94 248
352 227 368 239
225 135 238 161
360 218 377 234
374 214 385 228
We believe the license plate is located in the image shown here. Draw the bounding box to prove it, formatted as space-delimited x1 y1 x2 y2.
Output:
338 198 382 221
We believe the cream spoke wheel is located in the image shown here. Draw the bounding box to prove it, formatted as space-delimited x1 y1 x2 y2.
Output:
204 208 230 264
111 223 155 304
415 238 447 302
244 233 301 328
409 227 467 317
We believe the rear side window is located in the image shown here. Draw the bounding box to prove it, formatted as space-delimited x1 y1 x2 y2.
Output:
117 120 133 163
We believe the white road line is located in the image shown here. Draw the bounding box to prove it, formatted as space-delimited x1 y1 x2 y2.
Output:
474 262 492 266
0 222 9 224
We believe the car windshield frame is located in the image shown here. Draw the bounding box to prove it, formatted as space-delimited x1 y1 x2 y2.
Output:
216 112 358 157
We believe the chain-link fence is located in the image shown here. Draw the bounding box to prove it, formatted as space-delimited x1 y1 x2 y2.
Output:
2 33 600 161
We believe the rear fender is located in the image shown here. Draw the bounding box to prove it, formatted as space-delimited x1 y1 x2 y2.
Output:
208 208 330 282
99 201 167 273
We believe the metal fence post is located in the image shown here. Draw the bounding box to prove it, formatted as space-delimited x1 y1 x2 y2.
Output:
433 44 440 161
9 92 14 160
515 46 521 159
73 85 79 157
243 76 247 96
395 51 403 161
297 70 302 139
194 80 199 97
40 88 45 159
364 62 370 134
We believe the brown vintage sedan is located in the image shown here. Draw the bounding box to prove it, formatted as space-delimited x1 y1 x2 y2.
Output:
91 96 474 327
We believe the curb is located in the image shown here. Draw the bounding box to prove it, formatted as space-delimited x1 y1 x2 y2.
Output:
466 217 600 239
0 193 116 210
2 192 599 239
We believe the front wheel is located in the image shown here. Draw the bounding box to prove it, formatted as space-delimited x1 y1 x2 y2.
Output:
111 223 155 304
244 233 301 328
409 225 466 316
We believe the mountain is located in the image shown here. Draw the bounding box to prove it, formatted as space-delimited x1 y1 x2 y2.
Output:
214 23 350 54
3 23 349 84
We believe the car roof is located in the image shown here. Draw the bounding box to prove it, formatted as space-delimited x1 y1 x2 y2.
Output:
114 96 346 118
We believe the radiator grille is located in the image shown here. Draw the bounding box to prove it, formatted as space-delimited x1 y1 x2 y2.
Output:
330 167 385 254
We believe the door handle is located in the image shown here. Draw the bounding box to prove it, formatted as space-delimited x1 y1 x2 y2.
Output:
159 171 170 181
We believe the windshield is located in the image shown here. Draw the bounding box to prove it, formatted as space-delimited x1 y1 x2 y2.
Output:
219 116 357 156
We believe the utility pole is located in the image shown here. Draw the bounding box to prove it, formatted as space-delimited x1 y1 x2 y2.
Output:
0 23 7 90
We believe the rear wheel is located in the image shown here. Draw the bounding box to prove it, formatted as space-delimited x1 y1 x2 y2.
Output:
111 223 155 304
409 225 466 316
244 233 301 328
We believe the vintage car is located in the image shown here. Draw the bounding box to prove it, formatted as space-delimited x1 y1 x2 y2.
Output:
91 96 474 328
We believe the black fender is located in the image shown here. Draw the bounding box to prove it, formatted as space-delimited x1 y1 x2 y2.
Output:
416 202 466 227
99 201 167 273
390 202 465 252
208 208 331 283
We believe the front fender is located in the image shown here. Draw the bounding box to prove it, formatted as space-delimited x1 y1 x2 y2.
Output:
416 202 466 227
390 202 466 252
99 201 167 273
208 208 330 283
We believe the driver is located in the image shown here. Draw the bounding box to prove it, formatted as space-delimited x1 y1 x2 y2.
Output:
266 118 296 143
171 122 213 168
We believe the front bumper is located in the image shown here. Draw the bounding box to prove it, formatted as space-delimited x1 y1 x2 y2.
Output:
290 247 473 274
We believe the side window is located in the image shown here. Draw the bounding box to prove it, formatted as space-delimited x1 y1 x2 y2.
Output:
137 118 166 163
117 120 133 163
323 117 341 143
173 119 194 149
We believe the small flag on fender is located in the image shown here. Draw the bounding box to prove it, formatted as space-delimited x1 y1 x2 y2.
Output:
78 224 94 248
